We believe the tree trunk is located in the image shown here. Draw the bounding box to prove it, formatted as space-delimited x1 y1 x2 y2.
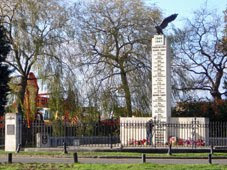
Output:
119 65 132 117
211 91 222 102
211 70 223 102
17 76 27 118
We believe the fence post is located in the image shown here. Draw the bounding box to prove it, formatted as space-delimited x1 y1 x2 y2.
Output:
142 153 146 163
64 116 67 153
16 144 21 153
210 144 213 155
110 119 113 149
63 142 68 154
73 152 78 163
109 134 113 149
208 154 212 164
8 153 12 164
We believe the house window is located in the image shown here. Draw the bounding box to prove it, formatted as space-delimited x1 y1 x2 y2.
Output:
43 110 50 120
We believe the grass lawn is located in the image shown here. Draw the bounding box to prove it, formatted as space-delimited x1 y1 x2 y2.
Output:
1 150 227 158
0 163 227 170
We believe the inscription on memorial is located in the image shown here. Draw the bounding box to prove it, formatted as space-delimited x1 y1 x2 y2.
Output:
152 35 170 119
7 125 15 135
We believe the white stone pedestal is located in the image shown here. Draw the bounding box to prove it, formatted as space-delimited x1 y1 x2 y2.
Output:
120 117 153 146
5 113 22 152
36 133 50 148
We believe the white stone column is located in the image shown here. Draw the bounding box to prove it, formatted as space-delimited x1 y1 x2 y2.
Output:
5 113 22 152
151 35 171 121
151 35 171 144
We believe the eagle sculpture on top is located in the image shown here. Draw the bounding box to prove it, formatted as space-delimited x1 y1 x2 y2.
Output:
155 14 178 34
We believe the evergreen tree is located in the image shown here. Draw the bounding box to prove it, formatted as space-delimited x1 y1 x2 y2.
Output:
0 25 11 116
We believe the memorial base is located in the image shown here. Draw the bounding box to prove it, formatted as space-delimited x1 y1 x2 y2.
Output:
120 117 209 146
5 113 22 152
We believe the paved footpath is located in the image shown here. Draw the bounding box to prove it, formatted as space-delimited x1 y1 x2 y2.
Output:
0 157 227 164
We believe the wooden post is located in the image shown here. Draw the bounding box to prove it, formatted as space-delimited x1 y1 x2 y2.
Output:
73 152 78 163
142 153 146 163
8 153 12 164
208 154 212 164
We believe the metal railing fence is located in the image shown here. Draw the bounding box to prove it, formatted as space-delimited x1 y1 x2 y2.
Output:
19 121 227 148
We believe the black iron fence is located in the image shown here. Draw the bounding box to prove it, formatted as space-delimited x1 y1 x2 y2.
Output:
0 120 226 148
121 121 227 148
19 121 227 148
21 121 120 148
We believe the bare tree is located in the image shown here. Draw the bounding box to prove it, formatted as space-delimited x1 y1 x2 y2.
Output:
0 0 69 116
71 0 161 116
172 7 227 102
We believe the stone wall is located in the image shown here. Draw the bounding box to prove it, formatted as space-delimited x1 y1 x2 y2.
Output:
120 117 209 146
120 117 152 145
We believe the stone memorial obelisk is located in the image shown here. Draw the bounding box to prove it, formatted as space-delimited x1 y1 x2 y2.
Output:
152 35 171 122
151 35 171 144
